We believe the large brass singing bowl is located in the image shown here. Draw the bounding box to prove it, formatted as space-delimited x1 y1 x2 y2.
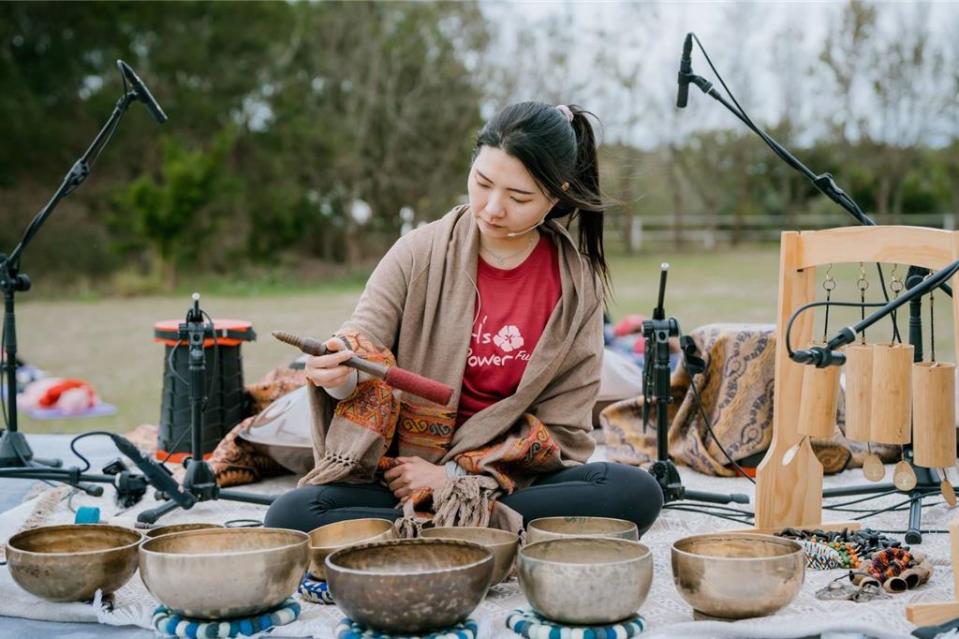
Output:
6 524 143 602
140 527 309 620
420 526 519 585
518 537 652 625
308 518 394 580
526 516 639 545
326 538 493 634
671 533 805 619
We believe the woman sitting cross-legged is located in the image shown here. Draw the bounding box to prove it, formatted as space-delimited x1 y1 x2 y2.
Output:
265 102 663 535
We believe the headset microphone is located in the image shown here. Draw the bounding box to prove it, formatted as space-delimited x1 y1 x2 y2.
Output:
505 215 549 237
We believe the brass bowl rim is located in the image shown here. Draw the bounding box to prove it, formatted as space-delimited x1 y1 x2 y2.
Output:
308 517 394 551
519 537 651 567
527 516 638 535
7 524 143 558
420 526 519 548
144 523 224 538
140 526 309 559
671 532 803 562
326 538 493 577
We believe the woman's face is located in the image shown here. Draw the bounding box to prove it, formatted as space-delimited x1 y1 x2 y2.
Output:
468 146 558 238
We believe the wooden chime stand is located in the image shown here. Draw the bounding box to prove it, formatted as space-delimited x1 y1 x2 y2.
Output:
754 226 959 531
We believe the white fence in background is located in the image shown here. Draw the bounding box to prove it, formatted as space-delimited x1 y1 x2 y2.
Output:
608 212 957 251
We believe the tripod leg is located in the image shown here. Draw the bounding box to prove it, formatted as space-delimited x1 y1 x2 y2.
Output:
218 489 276 506
137 499 181 526
906 492 924 544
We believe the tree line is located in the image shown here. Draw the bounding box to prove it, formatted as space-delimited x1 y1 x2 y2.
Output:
1 1 956 291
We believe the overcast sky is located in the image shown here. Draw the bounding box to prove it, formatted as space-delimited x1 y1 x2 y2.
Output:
482 1 959 147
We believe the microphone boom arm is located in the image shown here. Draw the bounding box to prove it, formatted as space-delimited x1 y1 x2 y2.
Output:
677 34 951 300
5 91 137 271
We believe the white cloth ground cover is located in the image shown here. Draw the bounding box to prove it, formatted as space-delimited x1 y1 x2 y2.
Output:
0 462 954 639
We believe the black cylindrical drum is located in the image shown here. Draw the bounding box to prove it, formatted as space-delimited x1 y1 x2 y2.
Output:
154 319 255 461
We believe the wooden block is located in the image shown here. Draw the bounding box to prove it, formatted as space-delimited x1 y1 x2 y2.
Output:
870 344 914 445
906 602 959 627
797 359 840 439
843 344 873 442
912 362 957 468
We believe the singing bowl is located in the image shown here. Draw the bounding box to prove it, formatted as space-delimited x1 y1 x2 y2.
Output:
671 533 804 619
308 518 394 579
518 537 652 625
139 527 309 620
144 522 223 539
526 516 639 545
6 524 143 602
420 526 519 585
325 538 493 634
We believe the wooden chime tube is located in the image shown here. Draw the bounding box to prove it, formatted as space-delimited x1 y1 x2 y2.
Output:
912 361 956 468
843 344 874 443
797 342 841 439
869 344 914 445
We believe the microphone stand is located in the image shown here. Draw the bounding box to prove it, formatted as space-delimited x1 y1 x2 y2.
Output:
642 265 750 507
682 36 952 542
137 294 276 525
680 44 951 300
0 89 139 471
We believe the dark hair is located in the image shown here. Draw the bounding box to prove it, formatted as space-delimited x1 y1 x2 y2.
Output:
474 101 609 290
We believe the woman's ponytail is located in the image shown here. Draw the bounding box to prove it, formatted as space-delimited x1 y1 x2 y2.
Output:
566 106 608 290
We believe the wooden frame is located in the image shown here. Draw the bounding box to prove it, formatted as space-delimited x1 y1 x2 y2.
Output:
755 225 959 529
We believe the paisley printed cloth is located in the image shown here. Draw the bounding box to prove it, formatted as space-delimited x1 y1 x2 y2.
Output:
599 323 898 476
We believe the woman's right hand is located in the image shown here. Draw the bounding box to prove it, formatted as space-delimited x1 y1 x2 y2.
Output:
304 338 356 389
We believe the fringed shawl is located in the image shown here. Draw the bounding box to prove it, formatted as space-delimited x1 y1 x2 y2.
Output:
299 206 603 531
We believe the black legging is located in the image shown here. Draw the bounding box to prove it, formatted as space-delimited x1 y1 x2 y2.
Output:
264 462 663 536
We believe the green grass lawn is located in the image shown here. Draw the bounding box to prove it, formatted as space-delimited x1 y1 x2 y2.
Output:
11 245 954 436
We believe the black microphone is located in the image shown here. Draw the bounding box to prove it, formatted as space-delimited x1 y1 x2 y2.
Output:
676 33 693 109
116 60 168 124
107 433 195 509
790 346 845 368
790 326 856 368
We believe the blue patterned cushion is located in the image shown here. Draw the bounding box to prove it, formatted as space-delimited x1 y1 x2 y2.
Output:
506 608 646 638
151 597 300 638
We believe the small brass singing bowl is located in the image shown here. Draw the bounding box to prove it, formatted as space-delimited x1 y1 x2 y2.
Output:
143 522 223 539
6 524 143 602
671 533 804 619
325 538 493 634
139 527 309 620
308 518 394 580
526 516 639 545
518 537 652 625
420 526 519 585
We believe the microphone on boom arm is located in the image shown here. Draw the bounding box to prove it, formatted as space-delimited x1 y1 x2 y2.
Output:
676 33 693 108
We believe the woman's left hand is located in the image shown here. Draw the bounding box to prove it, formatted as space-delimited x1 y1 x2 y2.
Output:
384 456 448 501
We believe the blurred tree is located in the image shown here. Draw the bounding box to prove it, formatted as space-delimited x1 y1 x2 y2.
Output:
239 1 488 265
110 130 235 289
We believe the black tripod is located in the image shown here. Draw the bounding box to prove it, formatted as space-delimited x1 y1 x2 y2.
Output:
1 60 165 476
642 265 750 507
137 294 276 525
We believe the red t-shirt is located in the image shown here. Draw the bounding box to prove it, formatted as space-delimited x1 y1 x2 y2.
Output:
456 234 562 426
